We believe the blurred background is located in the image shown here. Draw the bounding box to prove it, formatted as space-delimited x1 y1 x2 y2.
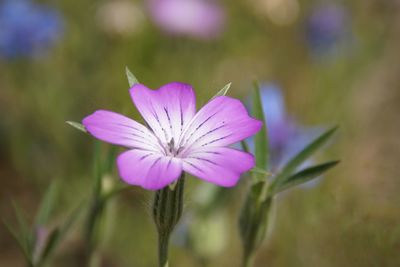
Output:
1 0 400 266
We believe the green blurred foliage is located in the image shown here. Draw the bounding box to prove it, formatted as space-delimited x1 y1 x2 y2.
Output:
1 0 400 266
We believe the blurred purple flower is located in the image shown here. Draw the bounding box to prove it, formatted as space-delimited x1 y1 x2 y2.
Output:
256 84 320 172
305 3 351 58
83 82 261 190
0 0 63 59
148 0 225 40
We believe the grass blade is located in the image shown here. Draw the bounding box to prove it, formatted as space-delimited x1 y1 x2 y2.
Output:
34 181 58 226
37 228 60 265
252 81 269 170
272 160 340 194
38 203 84 266
2 219 33 264
273 126 338 188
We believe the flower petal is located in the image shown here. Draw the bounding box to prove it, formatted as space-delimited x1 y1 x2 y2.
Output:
129 82 196 146
178 96 262 154
182 147 255 187
82 110 161 152
117 150 183 190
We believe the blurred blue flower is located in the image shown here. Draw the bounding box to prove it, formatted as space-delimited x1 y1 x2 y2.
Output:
148 0 225 40
305 3 351 59
255 84 321 175
0 0 63 59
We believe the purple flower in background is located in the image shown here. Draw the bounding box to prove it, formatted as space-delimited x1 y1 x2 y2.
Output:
305 3 351 58
83 82 261 190
0 0 63 59
148 0 225 40
258 84 319 171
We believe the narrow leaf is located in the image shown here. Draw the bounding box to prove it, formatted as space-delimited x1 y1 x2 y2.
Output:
273 160 339 194
273 126 338 188
11 201 36 262
12 201 31 245
59 204 84 240
38 204 84 265
252 81 269 170
125 66 139 87
34 181 58 226
2 219 32 262
212 82 231 99
38 228 60 264
66 121 87 133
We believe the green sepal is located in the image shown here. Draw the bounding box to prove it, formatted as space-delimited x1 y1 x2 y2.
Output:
66 121 87 133
211 82 232 99
125 66 139 87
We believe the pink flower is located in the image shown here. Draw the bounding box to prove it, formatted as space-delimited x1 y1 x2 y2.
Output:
83 83 261 190
148 0 225 40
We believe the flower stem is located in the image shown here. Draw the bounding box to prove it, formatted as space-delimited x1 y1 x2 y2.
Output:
153 175 185 267
242 252 254 267
84 197 103 267
158 232 170 267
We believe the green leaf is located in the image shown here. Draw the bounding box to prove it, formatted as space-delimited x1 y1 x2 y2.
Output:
211 82 231 99
272 161 339 194
12 201 32 251
38 203 84 266
12 201 31 243
37 228 60 265
59 204 83 241
34 181 58 227
239 192 273 261
125 66 139 87
2 219 32 263
272 126 338 189
66 121 87 133
252 81 269 170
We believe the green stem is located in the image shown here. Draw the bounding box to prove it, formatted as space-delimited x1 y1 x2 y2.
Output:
84 197 103 267
242 252 254 267
158 233 170 267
